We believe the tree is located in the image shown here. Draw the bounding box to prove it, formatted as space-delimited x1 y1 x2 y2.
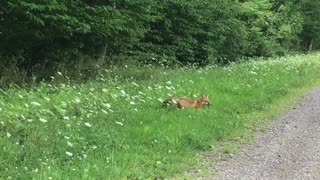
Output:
299 0 320 51
142 0 247 65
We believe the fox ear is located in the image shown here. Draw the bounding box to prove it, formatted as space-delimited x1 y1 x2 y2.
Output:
201 95 208 98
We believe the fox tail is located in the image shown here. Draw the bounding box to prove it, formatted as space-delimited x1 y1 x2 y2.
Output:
163 98 177 107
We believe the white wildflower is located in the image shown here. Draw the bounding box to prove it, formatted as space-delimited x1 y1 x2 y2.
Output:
115 121 123 126
65 151 73 157
132 82 139 87
102 110 108 114
130 101 135 105
74 98 81 104
60 108 67 114
39 118 48 123
120 90 126 95
6 132 11 138
84 122 92 128
31 102 41 107
156 85 163 89
104 103 111 108
67 141 73 147
138 91 145 95
57 72 63 76
249 71 257 75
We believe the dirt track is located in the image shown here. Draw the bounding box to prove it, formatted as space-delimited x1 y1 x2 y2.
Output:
201 87 320 180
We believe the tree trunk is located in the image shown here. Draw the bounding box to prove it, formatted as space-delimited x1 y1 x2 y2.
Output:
97 42 108 61
308 38 313 52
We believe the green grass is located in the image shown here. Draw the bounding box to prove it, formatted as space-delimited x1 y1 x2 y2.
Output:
1 53 320 179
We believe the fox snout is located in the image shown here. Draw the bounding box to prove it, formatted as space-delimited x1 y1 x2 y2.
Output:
202 101 211 106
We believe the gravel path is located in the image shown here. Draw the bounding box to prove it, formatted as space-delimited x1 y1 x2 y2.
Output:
203 87 320 180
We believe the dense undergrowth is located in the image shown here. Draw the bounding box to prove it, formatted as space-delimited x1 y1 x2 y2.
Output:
1 53 320 179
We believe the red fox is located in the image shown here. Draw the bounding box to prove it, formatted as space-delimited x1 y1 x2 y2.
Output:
163 95 211 109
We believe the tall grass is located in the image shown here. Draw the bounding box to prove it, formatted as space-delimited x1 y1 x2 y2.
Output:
1 54 320 179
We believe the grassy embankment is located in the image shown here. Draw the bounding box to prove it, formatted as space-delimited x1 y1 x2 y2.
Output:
1 53 320 179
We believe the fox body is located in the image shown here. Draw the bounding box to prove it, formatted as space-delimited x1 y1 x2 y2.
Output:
163 95 211 109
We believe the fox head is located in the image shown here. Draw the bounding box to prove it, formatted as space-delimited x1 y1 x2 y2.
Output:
199 95 211 106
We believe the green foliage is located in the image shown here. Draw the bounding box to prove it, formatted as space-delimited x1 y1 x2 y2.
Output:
141 0 246 65
240 0 302 57
1 54 320 179
0 0 320 83
0 0 152 74
271 1 303 51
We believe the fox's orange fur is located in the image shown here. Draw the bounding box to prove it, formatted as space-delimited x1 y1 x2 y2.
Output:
163 95 211 109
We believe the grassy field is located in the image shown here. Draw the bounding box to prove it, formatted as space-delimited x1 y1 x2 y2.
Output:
1 53 320 179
